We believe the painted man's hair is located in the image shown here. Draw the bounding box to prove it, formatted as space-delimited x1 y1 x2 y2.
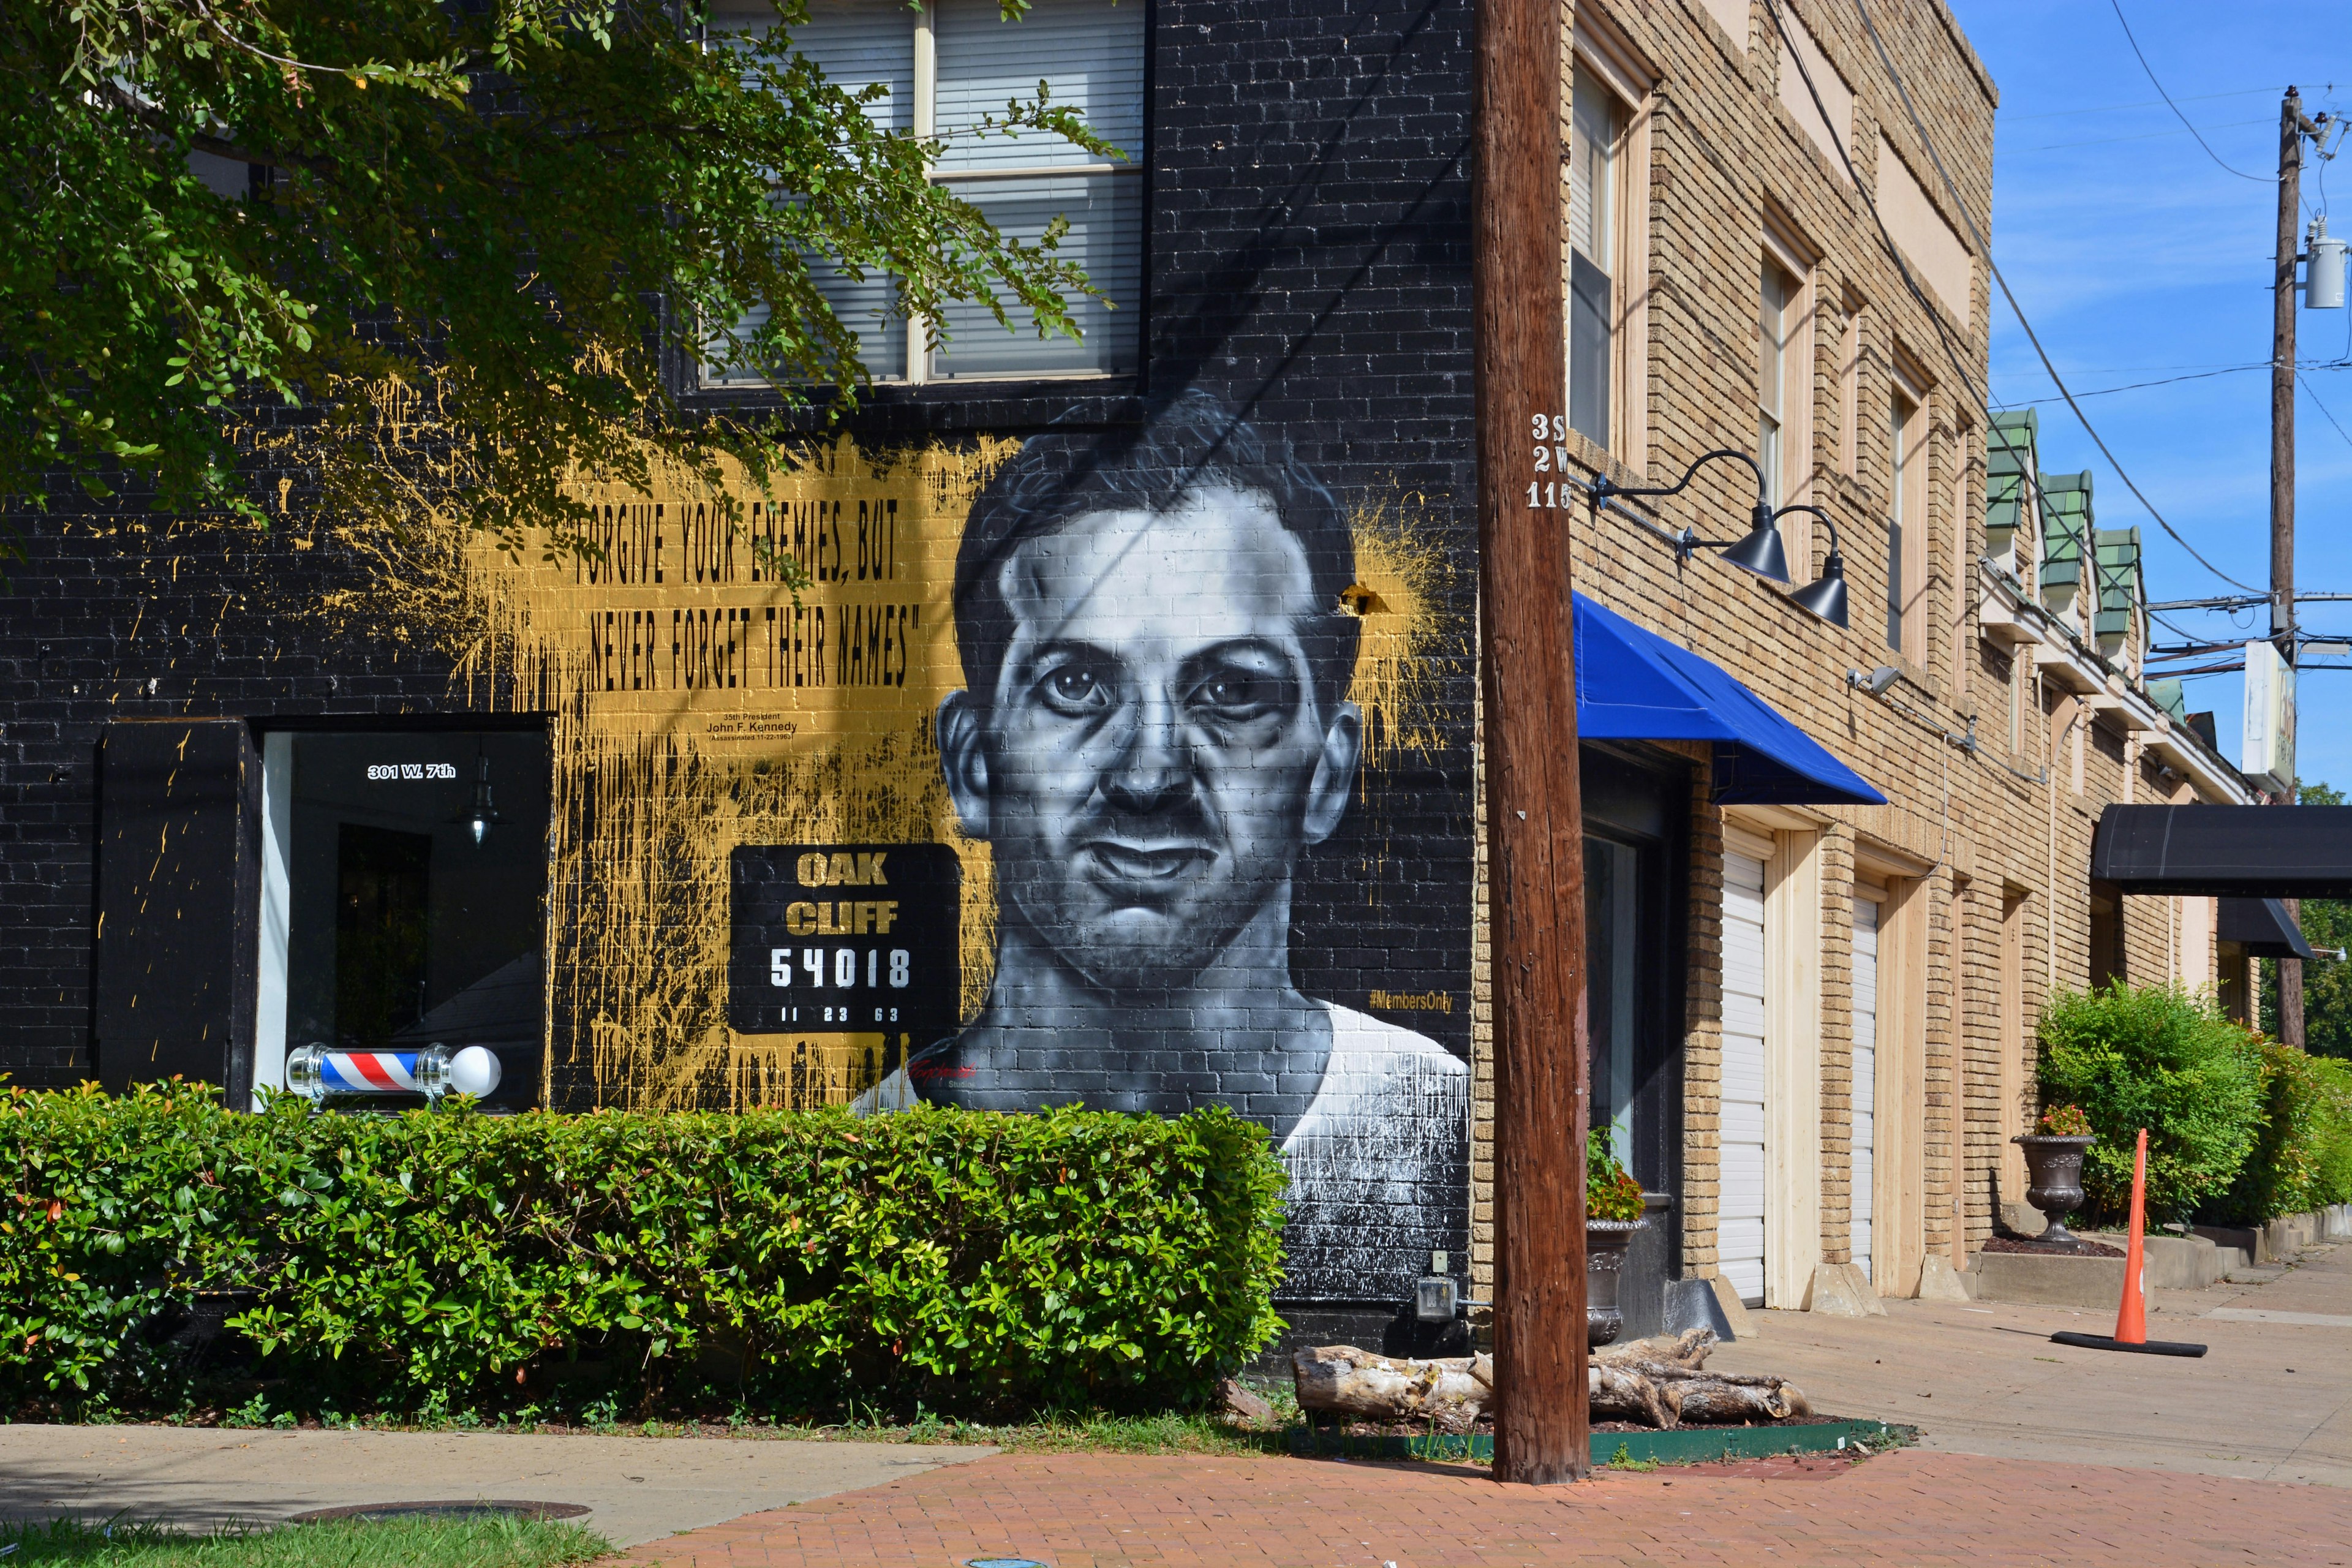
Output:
953 391 1361 720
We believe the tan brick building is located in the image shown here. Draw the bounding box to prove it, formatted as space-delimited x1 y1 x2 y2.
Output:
1469 0 2256 1324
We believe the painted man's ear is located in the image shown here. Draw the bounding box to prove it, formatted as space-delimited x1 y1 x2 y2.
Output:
937 690 992 839
1302 698 1363 846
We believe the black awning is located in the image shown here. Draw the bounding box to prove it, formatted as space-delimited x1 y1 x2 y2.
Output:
2092 805 2352 897
2217 897 2315 960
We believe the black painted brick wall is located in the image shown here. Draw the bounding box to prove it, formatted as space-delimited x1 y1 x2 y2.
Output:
1 0 1479 1093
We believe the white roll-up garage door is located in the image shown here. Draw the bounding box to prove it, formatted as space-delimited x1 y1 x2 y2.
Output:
1719 850 1769 1307
1852 897 1879 1286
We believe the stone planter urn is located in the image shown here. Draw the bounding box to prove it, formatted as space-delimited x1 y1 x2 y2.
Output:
2013 1133 2095 1246
1585 1218 1649 1346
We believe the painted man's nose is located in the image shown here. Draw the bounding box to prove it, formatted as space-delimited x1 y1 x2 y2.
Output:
1102 695 1193 813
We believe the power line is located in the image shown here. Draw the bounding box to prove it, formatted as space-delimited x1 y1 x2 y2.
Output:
2108 1 2274 183
1844 0 2267 594
2004 85 2311 124
2301 368 2352 450
2003 364 2267 404
2007 115 2274 159
2003 359 2352 406
2152 592 2352 611
1765 0 1986 413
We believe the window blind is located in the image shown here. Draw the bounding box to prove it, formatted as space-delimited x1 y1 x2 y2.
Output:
933 0 1142 376
707 1 918 383
706 0 1143 388
934 0 1145 170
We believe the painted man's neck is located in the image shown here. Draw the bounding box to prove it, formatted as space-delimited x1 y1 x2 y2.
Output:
984 902 1312 1032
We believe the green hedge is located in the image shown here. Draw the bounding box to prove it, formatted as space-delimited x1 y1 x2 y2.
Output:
2313 1057 2352 1210
2037 982 2265 1223
2209 1041 2352 1224
0 1085 1286 1419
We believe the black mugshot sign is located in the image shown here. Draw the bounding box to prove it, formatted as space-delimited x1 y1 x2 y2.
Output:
728 844 961 1042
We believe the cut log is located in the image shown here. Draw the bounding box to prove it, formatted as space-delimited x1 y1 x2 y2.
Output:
1291 1345 1493 1434
1589 1361 1680 1428
1594 1327 1717 1371
1292 1338 1809 1434
1216 1375 1275 1428
1672 1376 1810 1423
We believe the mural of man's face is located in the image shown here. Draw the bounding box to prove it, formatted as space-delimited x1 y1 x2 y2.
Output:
941 487 1361 995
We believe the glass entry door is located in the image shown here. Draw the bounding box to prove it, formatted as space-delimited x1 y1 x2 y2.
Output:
1578 745 1688 1337
1584 826 1678 1194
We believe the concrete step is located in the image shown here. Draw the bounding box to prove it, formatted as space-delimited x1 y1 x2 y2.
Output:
2077 1231 2226 1290
1970 1250 2127 1310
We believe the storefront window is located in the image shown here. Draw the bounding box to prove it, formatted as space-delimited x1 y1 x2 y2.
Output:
255 729 550 1104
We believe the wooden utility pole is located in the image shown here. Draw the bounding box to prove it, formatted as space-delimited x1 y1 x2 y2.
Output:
1474 0 1589 1485
2274 88 2312 1049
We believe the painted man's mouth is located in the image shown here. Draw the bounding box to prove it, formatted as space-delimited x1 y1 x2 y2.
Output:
1080 839 1215 887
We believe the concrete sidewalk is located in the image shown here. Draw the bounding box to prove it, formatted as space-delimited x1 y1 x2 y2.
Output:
1709 1237 2352 1485
603 1242 2352 1566
0 1425 992 1547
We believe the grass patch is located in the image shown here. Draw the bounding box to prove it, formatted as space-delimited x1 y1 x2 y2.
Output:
0 1516 609 1566
805 1381 1303 1454
18 1378 1313 1459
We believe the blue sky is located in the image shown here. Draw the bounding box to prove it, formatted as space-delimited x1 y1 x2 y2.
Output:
1943 1 2352 790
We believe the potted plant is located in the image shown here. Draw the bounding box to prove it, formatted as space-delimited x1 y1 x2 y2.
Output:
2013 1104 2096 1247
1586 1131 1648 1347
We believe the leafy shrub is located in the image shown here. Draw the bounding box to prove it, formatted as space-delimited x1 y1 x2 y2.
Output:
2036 982 2264 1223
2305 1055 2352 1210
0 1085 1286 1420
2209 1041 2347 1223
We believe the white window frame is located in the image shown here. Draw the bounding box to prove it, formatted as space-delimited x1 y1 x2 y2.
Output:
1568 20 1653 464
1759 216 1815 566
705 0 1145 390
1887 366 1929 666
1758 260 1790 510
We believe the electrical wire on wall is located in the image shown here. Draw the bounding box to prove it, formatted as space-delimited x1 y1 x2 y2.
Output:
1792 0 2266 595
1763 0 2195 821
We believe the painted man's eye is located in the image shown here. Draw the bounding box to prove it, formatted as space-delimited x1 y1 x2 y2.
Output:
1188 668 1285 722
1039 664 1112 716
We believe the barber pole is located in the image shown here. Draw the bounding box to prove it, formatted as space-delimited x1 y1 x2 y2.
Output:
323 1051 428 1094
285 1043 503 1105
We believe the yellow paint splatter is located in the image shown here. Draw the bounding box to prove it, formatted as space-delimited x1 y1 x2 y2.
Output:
283 398 1460 1110
1346 497 1457 774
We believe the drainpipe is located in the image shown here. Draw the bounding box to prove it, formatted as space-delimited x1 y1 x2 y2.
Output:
2043 663 2058 1001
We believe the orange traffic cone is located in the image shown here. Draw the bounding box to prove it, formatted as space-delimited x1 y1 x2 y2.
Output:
2051 1125 2206 1357
2114 1128 2149 1345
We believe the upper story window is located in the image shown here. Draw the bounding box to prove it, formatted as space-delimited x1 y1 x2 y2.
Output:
1837 296 1866 477
706 0 1145 388
1758 259 1796 508
1885 378 1928 663
1569 61 1623 448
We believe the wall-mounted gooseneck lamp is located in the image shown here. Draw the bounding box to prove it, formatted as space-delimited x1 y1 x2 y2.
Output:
1589 448 1852 629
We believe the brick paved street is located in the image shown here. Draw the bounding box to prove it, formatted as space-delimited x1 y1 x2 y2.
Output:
620 1245 2352 1567
616 1447 2351 1567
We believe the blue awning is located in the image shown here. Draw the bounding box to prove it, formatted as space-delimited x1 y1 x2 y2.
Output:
1574 594 1887 807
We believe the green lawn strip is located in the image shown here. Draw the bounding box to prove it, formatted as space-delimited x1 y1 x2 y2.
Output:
169 1400 1298 1457
0 1516 609 1566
